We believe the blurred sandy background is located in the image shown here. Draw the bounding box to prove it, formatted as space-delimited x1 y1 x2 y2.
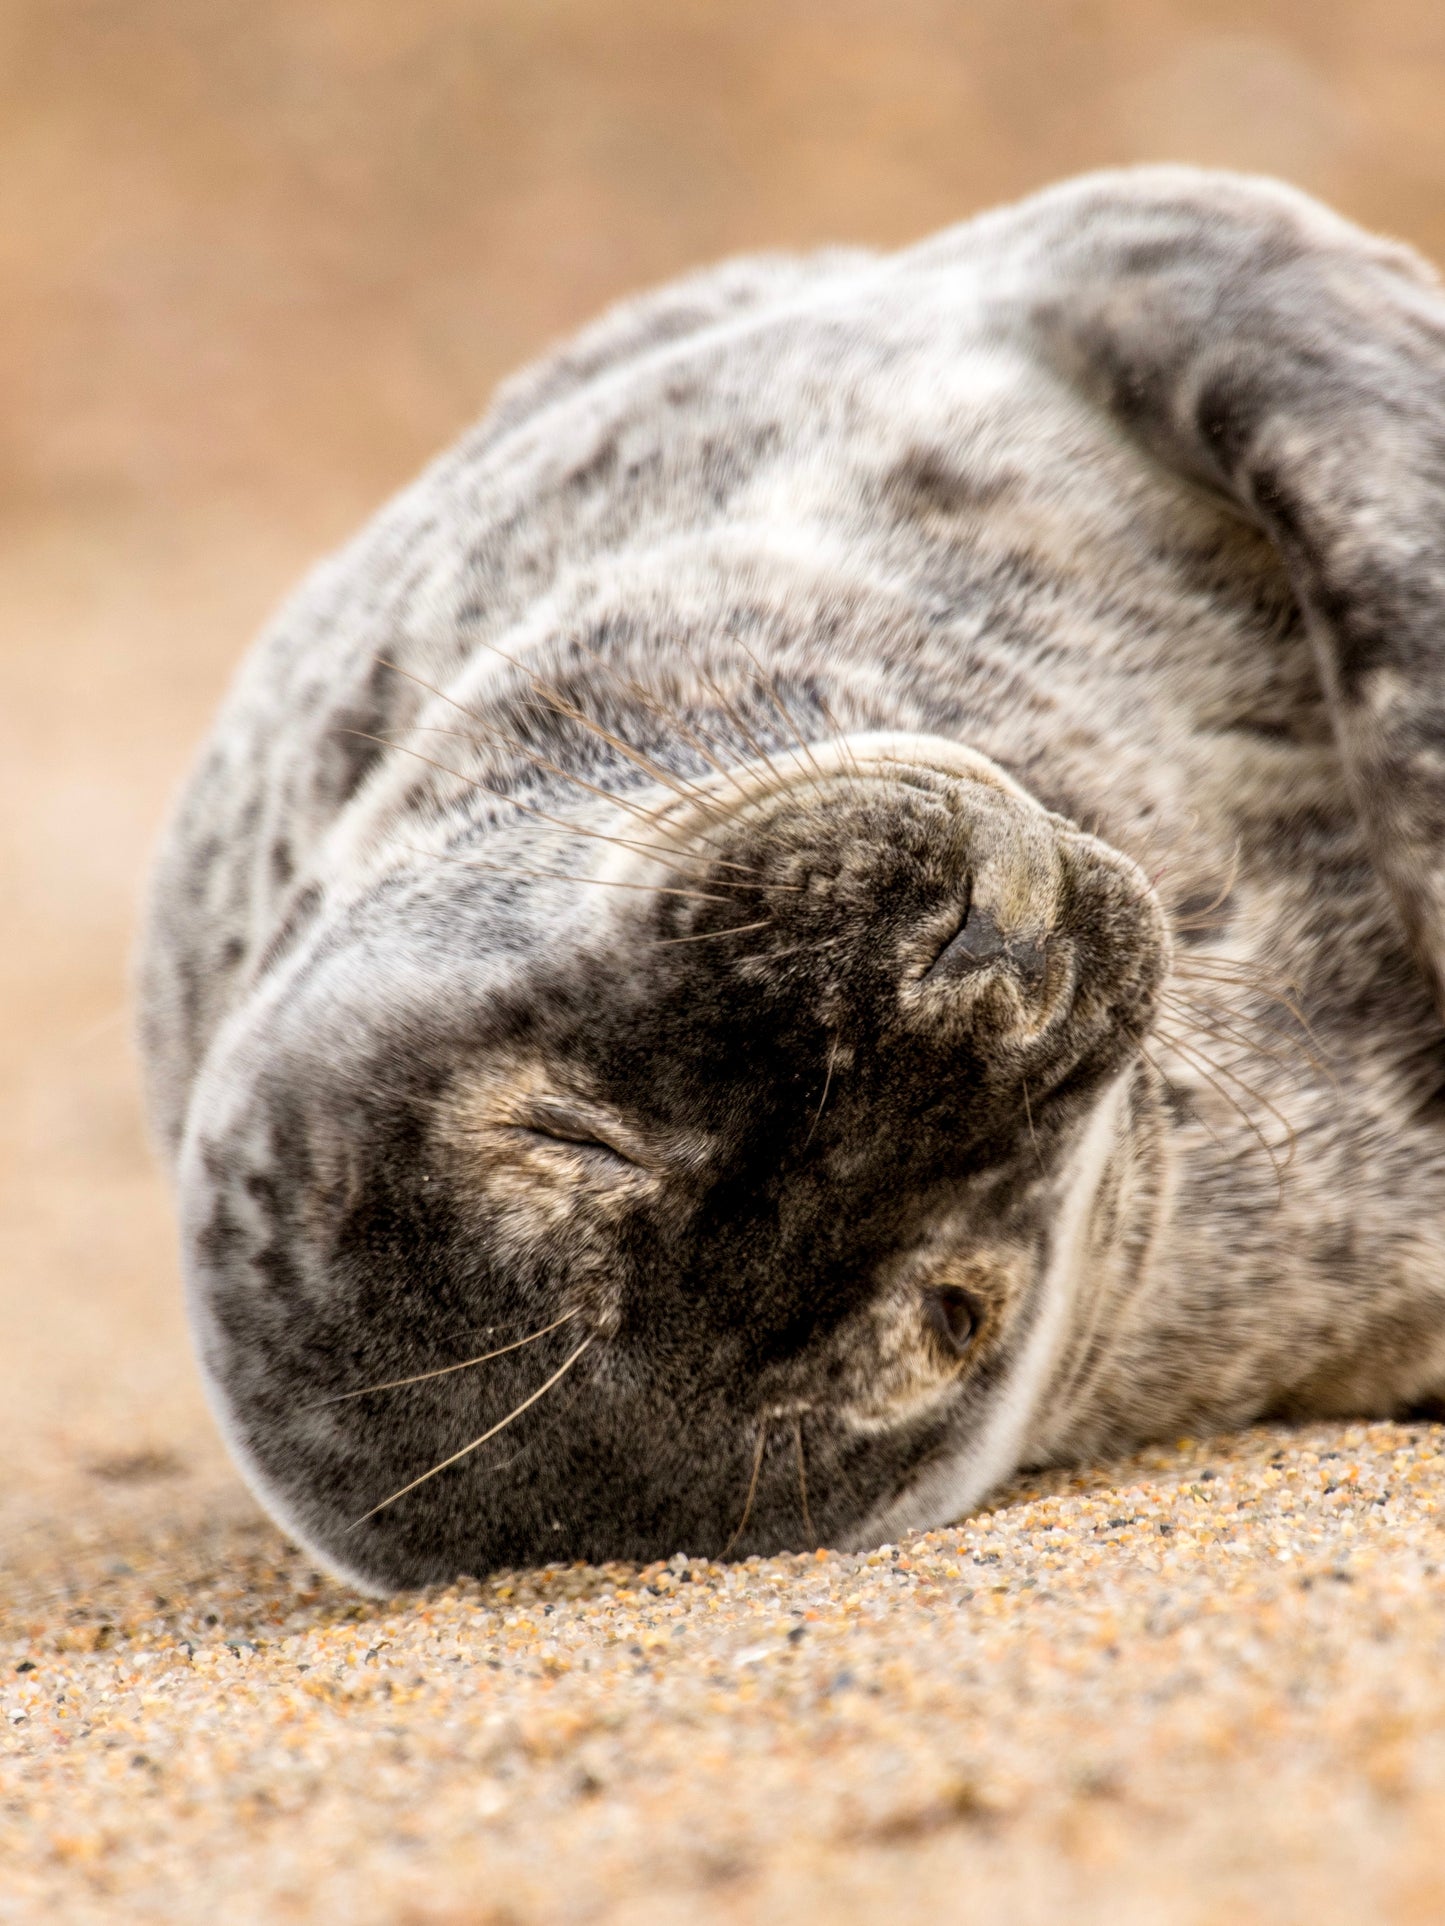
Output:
7 0 1445 1704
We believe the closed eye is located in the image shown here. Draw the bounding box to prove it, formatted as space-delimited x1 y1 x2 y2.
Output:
512 1101 648 1170
516 1125 635 1165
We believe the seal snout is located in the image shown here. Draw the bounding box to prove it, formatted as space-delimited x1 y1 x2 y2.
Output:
600 728 1164 1087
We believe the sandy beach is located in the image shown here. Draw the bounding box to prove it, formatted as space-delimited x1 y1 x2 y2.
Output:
7 1419 1445 1923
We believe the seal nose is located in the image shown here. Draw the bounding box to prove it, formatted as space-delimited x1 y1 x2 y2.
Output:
927 905 1050 995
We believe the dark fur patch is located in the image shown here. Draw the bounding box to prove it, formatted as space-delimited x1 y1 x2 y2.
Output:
885 448 1020 520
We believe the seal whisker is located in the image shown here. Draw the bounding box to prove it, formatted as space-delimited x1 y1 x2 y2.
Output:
460 1370 594 1485
520 646 723 807
1160 987 1302 1063
1153 1022 1294 1193
1159 987 1335 1086
402 841 739 905
1174 960 1310 1011
415 772 803 893
1185 989 1334 1084
1020 1075 1045 1176
814 689 870 793
669 641 795 794
474 636 734 819
734 642 831 787
344 731 780 880
1142 1035 1267 1201
644 917 773 948
740 929 854 965
416 721 749 856
1138 1038 1230 1164
1171 840 1244 928
308 1310 581 1407
1173 962 1315 1034
802 1033 840 1148
345 1335 594 1528
559 632 759 808
516 681 747 832
719 1422 768 1559
654 697 772 799
600 650 797 811
527 631 735 789
374 652 752 863
459 625 727 812
794 1413 816 1546
754 668 866 812
1174 955 1302 998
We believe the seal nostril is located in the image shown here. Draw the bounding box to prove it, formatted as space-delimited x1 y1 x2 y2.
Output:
926 904 1050 994
922 1285 980 1358
927 904 1005 981
1005 931 1049 995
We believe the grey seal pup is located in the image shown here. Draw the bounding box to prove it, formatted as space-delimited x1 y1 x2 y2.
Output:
140 166 1445 1593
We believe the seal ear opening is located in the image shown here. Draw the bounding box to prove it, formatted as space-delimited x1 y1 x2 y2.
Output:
1022 168 1445 1019
921 1282 981 1359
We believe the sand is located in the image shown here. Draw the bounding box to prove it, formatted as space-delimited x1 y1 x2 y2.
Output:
6 1419 1445 1924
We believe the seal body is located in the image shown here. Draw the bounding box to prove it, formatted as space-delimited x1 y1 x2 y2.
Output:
140 168 1445 1590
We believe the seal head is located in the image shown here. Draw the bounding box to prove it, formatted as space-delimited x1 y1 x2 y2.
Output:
181 731 1167 1590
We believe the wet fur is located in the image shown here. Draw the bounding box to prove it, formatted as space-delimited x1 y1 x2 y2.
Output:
140 168 1445 1591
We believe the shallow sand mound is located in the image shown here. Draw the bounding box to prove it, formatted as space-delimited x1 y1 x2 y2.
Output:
5 1419 1444 1925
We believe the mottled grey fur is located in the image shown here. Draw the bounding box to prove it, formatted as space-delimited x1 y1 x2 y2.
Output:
140 167 1445 1592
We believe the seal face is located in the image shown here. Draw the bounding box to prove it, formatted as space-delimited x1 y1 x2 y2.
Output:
177 733 1166 1586
144 168 1445 1589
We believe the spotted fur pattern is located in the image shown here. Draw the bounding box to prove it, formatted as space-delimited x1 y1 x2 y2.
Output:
140 168 1445 1590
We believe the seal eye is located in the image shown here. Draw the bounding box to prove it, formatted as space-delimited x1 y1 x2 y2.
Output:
521 1126 633 1164
922 1284 980 1359
514 1100 644 1170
